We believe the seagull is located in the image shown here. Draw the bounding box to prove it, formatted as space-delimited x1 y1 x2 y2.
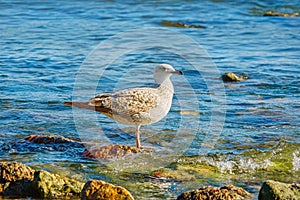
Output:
64 64 183 148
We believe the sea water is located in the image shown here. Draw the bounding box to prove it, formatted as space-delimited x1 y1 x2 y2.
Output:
1 0 299 199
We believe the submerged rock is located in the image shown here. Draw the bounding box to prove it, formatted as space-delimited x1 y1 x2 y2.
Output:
17 134 85 152
222 72 248 82
81 180 134 200
263 11 299 17
177 185 253 200
4 135 84 155
25 134 83 146
259 180 300 200
160 21 205 28
83 144 140 160
0 161 84 198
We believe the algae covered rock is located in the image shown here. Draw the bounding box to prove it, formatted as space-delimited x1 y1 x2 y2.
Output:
31 170 84 198
81 180 134 200
259 180 300 200
177 185 253 200
263 11 299 17
0 162 34 183
0 162 35 195
0 161 84 198
222 72 248 82
0 162 134 199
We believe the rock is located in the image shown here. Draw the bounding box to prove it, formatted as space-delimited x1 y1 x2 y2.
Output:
3 180 33 197
0 161 84 198
81 180 134 200
177 185 253 200
83 144 139 160
263 11 299 17
0 162 34 183
18 134 85 152
160 21 205 28
258 180 300 200
30 170 84 198
0 162 35 195
222 72 248 82
179 110 200 116
25 134 83 146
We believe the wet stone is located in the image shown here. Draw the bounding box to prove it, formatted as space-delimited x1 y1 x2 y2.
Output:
25 134 83 146
222 72 248 82
30 170 84 199
0 162 84 198
160 21 205 28
259 180 300 200
177 185 253 200
8 134 86 153
83 144 140 160
263 11 299 17
0 162 35 196
0 162 34 183
81 180 134 200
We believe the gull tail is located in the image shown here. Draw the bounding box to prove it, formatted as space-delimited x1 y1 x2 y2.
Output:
64 102 112 115
64 101 95 110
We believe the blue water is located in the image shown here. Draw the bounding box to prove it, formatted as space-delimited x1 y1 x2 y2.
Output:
1 0 300 199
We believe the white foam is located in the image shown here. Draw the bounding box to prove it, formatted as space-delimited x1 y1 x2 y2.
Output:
292 150 300 171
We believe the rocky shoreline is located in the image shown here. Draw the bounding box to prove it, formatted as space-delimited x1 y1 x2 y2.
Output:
1 134 299 199
1 161 299 199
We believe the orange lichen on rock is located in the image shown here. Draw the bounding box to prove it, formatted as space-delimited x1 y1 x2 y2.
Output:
83 144 139 160
25 134 79 144
177 185 253 200
81 180 134 200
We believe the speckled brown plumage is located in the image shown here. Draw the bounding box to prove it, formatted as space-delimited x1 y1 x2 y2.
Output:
64 64 183 148
88 88 161 125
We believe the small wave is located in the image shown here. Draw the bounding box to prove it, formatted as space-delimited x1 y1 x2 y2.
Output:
198 156 272 174
292 151 300 171
195 142 300 176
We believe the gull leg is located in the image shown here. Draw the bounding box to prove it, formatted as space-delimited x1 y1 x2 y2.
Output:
135 125 153 151
135 125 141 148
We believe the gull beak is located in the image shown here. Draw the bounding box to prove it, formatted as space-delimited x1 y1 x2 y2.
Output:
171 70 183 75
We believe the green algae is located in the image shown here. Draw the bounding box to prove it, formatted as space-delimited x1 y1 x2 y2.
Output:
6 140 297 199
259 180 300 200
92 141 300 198
242 142 300 173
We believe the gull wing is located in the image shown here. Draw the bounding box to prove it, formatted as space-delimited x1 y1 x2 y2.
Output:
89 88 160 117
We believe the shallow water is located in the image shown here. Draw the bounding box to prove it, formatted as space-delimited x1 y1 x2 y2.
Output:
1 0 300 199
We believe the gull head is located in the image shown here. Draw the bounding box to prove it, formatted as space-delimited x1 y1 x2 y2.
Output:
154 64 183 84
